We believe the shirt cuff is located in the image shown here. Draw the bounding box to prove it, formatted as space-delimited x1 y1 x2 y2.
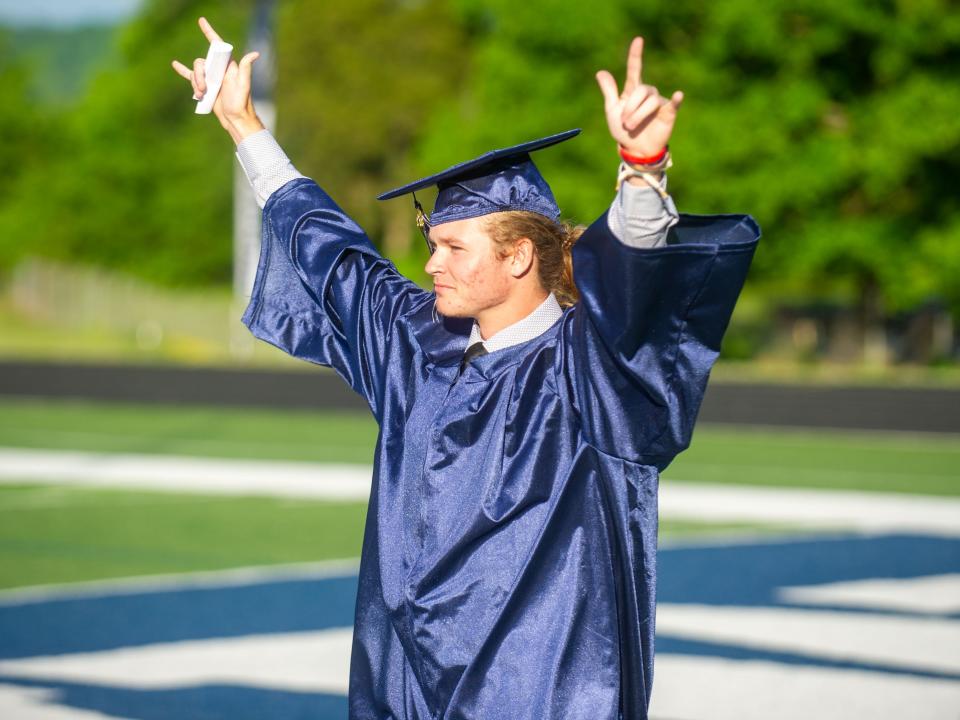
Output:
606 173 679 249
235 129 306 209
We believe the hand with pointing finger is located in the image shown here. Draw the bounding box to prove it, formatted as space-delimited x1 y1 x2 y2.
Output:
595 37 683 158
171 17 265 145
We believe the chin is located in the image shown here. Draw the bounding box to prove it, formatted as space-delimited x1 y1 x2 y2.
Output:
433 296 473 319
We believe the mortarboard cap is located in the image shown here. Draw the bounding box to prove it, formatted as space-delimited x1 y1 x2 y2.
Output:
377 129 581 228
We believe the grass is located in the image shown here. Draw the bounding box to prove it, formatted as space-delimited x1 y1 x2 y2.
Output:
0 398 379 464
0 483 793 591
0 484 369 591
0 397 956 590
667 425 960 497
0 397 957 495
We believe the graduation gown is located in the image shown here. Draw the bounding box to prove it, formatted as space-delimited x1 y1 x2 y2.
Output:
242 177 759 719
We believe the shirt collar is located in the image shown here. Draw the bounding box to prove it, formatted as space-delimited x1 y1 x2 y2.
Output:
467 293 563 353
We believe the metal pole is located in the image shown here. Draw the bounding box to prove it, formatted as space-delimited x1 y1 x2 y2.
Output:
231 0 276 358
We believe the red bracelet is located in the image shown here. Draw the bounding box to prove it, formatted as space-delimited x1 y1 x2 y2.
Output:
619 145 668 165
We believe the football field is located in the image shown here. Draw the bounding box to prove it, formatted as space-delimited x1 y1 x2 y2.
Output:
1 398 958 719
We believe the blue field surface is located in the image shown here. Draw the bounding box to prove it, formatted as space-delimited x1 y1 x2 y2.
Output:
2 532 958 719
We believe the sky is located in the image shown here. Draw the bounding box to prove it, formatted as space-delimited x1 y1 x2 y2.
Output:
0 0 143 27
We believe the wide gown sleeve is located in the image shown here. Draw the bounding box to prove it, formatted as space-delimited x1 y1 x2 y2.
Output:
567 211 760 469
241 177 431 419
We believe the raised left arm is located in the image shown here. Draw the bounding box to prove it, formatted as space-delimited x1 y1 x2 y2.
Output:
561 38 759 469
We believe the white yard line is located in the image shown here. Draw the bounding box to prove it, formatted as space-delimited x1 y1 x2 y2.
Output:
0 684 118 720
659 482 960 537
656 603 960 675
0 447 372 500
0 629 354 695
0 558 361 607
1 447 959 536
777 574 960 615
1 620 957 720
649 655 960 720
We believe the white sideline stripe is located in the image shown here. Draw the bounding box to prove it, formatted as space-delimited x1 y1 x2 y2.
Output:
0 684 117 720
656 603 960 675
778 574 960 615
2 447 960 535
1 631 958 720
0 629 354 695
0 558 360 607
649 655 960 720
0 448 372 500
659 482 960 537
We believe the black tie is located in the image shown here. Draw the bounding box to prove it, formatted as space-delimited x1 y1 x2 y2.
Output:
459 342 488 375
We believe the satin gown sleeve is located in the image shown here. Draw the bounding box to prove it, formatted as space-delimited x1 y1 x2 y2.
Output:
566 210 760 470
241 177 431 420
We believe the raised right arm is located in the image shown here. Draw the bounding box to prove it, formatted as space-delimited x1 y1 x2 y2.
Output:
172 18 432 419
242 178 431 419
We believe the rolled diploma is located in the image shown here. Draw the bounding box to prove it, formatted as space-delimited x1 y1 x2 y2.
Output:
195 40 233 114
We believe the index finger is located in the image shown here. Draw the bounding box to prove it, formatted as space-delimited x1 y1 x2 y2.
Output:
198 16 223 44
624 36 643 95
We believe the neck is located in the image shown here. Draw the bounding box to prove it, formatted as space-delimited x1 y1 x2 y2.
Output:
475 288 550 340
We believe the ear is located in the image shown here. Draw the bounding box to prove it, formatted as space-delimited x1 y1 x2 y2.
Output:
509 236 536 279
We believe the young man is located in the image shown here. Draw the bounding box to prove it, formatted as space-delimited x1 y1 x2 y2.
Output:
174 18 759 720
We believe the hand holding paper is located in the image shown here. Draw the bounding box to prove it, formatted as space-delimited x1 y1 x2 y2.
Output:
171 17 265 145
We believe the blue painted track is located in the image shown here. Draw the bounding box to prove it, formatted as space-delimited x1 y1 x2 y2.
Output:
2 533 958 719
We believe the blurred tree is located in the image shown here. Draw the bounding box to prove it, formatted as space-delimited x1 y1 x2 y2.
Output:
0 0 957 360
4 25 118 107
0 0 466 287
274 0 466 261
0 30 54 206
416 0 960 356
0 0 253 286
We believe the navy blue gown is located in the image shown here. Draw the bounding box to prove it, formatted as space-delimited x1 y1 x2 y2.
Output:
242 177 759 719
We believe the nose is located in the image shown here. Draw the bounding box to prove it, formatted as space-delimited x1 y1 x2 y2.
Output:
424 248 442 276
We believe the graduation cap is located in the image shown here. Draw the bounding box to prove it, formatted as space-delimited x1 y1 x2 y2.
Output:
377 129 581 243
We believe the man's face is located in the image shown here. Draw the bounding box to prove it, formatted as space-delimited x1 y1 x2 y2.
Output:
423 216 514 318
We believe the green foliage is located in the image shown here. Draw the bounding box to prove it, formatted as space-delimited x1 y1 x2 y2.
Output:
274 0 467 257
0 0 957 323
0 30 57 200
0 484 367 589
2 24 118 106
417 0 960 319
0 1 253 286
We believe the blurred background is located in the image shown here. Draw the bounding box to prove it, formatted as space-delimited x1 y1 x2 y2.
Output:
0 1 958 719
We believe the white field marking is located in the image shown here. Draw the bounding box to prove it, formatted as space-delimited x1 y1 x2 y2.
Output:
656 603 960 675
0 448 372 500
659 482 960 537
2 447 960 535
0 628 354 695
0 558 360 607
669 461 959 484
2 635 958 720
0 684 118 720
0 485 229 510
694 422 960 451
0 425 363 455
648 654 960 720
778 574 960 615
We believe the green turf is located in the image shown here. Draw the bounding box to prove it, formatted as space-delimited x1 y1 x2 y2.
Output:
0 397 957 496
0 483 795 590
0 484 369 590
665 425 960 496
1 398 953 591
0 398 379 463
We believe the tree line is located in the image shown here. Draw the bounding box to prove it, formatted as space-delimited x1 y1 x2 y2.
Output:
0 0 957 359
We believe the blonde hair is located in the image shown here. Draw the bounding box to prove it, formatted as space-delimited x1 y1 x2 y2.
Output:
483 211 586 307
